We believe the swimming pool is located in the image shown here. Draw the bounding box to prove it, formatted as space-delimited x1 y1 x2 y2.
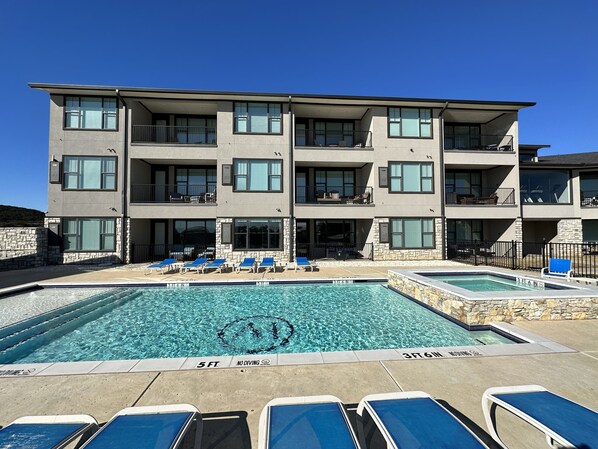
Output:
0 283 513 364
420 273 572 292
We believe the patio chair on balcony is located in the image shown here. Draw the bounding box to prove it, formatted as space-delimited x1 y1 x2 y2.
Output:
169 192 184 202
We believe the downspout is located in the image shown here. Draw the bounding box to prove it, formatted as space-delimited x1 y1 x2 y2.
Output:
116 89 129 264
288 96 295 262
438 102 449 259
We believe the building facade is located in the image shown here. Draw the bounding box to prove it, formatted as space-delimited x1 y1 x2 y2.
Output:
36 83 583 265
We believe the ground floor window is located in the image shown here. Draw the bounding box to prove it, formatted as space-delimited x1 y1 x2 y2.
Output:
174 220 216 246
315 220 355 246
62 218 116 251
390 218 434 249
234 219 282 250
447 219 482 244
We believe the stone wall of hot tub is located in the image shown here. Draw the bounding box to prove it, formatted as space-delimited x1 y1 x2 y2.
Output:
388 271 598 326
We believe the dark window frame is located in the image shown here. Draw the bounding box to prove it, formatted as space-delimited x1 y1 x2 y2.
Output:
447 219 483 244
315 219 356 246
173 115 217 144
233 102 283 135
61 218 116 252
315 169 356 197
387 107 433 139
233 159 283 192
64 96 119 131
389 218 435 249
175 166 217 196
62 155 118 191
233 218 283 250
388 161 434 193
443 123 481 150
173 219 216 246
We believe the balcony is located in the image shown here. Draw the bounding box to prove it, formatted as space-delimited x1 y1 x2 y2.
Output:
444 134 513 152
296 186 373 205
131 184 217 203
295 129 372 148
445 188 515 205
131 125 217 145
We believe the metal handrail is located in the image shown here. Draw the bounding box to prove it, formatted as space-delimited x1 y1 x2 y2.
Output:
131 125 217 144
295 186 373 204
445 188 515 205
444 134 513 152
295 129 372 148
130 184 217 203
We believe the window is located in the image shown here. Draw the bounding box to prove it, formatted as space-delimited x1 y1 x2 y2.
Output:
175 167 216 196
175 116 216 144
234 219 282 250
234 160 282 191
234 102 281 134
65 96 117 130
314 121 354 146
445 171 481 196
390 218 434 249
315 169 355 197
62 218 116 251
174 220 216 246
315 220 355 246
388 108 432 138
520 170 570 204
444 124 480 150
389 162 433 193
447 219 482 244
63 156 116 190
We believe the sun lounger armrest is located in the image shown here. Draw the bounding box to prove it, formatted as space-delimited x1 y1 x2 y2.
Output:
482 385 550 449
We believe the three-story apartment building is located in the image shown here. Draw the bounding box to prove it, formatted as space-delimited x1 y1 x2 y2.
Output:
31 83 537 264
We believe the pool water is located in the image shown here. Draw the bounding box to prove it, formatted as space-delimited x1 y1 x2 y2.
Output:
423 273 569 292
0 283 513 364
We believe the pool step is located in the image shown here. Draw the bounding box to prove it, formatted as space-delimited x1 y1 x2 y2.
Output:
0 289 141 363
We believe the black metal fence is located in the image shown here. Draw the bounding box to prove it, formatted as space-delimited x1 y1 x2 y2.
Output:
295 129 372 148
296 242 374 261
444 134 513 152
445 188 515 205
296 186 373 204
131 244 214 264
449 239 598 278
130 184 217 203
131 125 217 145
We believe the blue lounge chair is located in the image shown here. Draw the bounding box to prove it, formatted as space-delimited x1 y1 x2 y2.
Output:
357 392 489 449
0 414 98 449
482 385 598 449
236 257 256 272
258 396 359 449
145 258 177 275
541 258 573 280
258 257 276 273
79 404 201 449
201 258 227 273
181 257 207 274
295 257 317 271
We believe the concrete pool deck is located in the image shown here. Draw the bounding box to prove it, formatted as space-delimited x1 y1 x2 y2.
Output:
0 262 597 449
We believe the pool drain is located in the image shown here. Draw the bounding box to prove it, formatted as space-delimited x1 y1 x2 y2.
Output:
217 315 294 354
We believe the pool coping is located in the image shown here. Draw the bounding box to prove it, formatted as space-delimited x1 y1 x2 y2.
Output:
0 276 578 377
397 268 598 300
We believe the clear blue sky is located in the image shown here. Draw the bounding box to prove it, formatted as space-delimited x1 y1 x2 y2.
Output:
1 0 596 212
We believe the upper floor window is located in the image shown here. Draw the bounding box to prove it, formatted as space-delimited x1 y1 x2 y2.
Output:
234 159 282 191
63 156 116 190
389 162 433 193
444 124 480 150
62 218 115 251
388 108 431 138
234 103 281 134
390 218 434 249
176 167 217 196
175 117 216 144
65 96 117 130
520 170 570 204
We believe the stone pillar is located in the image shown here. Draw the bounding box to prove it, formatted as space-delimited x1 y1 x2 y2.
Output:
557 219 582 243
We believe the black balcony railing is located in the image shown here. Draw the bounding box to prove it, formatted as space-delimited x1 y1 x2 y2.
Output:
581 190 598 207
295 129 372 148
444 134 513 152
131 125 217 145
131 184 217 203
295 186 373 204
445 188 515 205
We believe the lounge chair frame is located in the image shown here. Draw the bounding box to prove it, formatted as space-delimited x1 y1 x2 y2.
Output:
257 257 276 273
541 258 573 280
236 257 256 273
80 404 201 449
258 395 359 449
3 414 98 449
295 257 317 271
357 391 489 449
482 385 597 449
201 258 227 273
145 258 177 275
